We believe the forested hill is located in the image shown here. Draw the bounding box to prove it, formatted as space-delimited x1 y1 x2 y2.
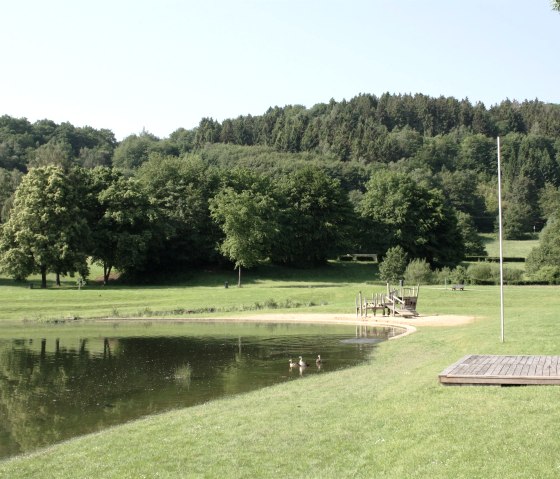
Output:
2 94 560 172
1 93 560 284
189 94 560 161
3 93 560 230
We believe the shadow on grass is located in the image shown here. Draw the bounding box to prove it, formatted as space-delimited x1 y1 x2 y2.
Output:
99 261 381 289
480 234 495 246
0 278 39 289
0 261 381 290
240 261 380 286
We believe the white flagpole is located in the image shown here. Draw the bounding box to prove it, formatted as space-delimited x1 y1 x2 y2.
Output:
497 137 505 342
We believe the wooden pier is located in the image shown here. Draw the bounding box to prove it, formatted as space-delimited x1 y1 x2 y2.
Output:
439 354 560 386
356 283 419 319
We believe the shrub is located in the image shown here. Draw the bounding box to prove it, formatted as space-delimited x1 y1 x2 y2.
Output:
433 266 452 285
502 267 523 283
264 298 278 309
404 259 433 284
466 262 523 284
466 262 495 284
529 266 560 285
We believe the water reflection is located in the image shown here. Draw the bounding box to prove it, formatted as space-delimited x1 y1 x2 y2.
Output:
0 322 400 459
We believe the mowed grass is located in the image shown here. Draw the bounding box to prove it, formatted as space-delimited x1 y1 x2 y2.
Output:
0 262 382 321
1 262 560 477
481 232 539 258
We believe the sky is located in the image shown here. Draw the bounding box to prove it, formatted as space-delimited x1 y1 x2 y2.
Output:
1 0 559 140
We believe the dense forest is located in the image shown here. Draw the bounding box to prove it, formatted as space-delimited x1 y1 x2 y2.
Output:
1 93 560 286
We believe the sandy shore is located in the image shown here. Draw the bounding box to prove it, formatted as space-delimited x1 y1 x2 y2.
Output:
217 312 475 327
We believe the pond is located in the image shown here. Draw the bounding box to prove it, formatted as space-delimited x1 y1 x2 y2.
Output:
0 321 403 459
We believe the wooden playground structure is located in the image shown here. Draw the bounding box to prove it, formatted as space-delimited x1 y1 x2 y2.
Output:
356 283 419 318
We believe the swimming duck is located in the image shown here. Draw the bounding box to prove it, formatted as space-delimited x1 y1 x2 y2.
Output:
298 356 309 367
316 354 322 365
289 358 298 368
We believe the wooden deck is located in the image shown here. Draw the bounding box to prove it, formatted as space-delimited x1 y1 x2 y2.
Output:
439 354 560 385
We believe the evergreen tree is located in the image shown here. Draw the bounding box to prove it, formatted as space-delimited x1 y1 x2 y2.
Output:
379 246 408 283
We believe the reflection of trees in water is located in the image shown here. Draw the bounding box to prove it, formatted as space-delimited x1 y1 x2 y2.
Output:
0 336 253 456
0 330 382 458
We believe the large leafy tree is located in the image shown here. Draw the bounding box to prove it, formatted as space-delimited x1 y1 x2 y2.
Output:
27 139 74 170
112 131 160 171
0 166 89 287
438 169 491 231
358 170 464 267
272 166 354 267
539 182 560 222
137 154 220 271
502 175 540 239
458 133 496 174
87 169 157 284
210 187 278 286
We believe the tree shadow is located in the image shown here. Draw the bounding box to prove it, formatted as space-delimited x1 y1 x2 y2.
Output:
0 278 35 288
0 261 381 290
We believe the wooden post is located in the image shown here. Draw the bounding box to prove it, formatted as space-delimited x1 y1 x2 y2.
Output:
359 291 363 317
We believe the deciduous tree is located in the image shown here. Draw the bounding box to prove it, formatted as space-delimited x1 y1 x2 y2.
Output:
272 166 353 267
137 154 220 271
87 170 157 284
0 166 89 287
210 187 278 286
379 246 408 283
358 170 464 267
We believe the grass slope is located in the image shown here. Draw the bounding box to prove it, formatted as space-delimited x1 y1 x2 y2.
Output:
481 233 539 258
1 280 560 477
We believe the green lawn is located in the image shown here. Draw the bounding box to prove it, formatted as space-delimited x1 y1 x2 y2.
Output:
1 265 560 477
0 262 382 322
481 232 539 258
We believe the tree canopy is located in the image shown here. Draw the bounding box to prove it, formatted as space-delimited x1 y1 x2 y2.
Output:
0 166 89 287
2 91 560 283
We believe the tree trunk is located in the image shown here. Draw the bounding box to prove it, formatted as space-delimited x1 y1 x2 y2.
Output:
103 263 112 286
238 265 242 287
56 272 61 287
40 265 47 289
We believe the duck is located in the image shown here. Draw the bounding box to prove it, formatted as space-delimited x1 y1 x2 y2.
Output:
289 358 298 368
316 354 322 365
298 356 309 367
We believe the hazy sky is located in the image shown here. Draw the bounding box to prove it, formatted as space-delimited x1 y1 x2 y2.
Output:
1 0 558 140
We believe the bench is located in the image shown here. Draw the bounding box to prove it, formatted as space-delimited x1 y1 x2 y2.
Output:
451 284 464 291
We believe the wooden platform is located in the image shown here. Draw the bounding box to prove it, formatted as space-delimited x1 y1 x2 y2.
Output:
439 354 560 385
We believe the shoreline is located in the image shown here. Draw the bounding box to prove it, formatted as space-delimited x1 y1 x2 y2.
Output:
93 313 476 339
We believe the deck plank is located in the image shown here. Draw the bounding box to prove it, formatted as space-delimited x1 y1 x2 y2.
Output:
439 355 560 385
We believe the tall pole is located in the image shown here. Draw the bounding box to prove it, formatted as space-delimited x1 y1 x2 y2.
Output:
497 137 505 343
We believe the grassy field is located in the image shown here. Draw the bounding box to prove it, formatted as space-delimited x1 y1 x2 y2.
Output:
1 261 560 478
0 261 384 322
481 232 539 258
0 234 537 324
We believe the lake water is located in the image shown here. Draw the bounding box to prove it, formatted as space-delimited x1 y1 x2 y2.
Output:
0 321 402 459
